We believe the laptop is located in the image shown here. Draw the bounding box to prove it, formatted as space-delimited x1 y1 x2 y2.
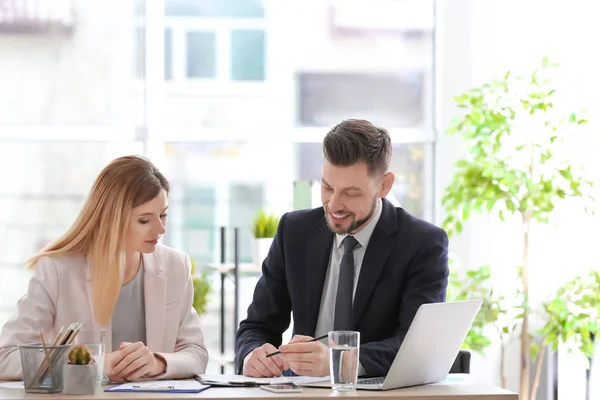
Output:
303 299 482 391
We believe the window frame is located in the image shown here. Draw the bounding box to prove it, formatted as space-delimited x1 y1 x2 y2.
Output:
0 126 139 141
133 13 269 96
163 126 436 144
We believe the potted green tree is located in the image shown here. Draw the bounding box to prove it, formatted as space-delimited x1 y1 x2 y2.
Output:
537 271 600 400
62 344 98 395
251 210 280 266
190 257 212 316
441 57 593 400
447 262 509 387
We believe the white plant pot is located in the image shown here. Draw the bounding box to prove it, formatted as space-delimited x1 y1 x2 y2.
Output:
62 363 98 395
252 237 273 266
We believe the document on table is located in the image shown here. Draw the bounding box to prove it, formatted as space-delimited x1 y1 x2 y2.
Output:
197 374 326 387
105 380 209 393
0 381 24 389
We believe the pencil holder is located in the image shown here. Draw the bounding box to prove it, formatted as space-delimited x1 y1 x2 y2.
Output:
19 343 71 393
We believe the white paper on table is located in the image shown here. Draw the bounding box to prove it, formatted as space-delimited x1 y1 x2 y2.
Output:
287 375 330 385
0 381 24 389
199 374 327 385
108 380 205 391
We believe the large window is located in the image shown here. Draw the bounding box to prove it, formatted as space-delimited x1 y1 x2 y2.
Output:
158 1 436 373
160 0 436 253
297 72 426 128
135 0 266 83
165 0 265 82
0 0 437 374
0 0 146 323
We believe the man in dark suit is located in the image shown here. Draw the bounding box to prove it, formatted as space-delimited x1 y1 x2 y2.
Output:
234 119 449 378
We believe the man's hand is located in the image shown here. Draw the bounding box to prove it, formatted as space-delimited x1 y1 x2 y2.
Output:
109 342 166 382
244 343 289 377
278 335 329 377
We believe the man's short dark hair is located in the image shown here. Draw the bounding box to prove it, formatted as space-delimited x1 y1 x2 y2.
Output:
323 119 392 177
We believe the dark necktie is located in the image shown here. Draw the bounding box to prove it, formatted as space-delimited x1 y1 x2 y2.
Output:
334 236 359 331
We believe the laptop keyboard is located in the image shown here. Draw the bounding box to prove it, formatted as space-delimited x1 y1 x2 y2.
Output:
358 377 385 385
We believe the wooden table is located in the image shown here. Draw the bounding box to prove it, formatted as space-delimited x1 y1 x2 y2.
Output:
0 380 517 400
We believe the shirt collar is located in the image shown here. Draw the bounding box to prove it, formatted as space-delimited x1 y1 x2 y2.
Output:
335 198 383 249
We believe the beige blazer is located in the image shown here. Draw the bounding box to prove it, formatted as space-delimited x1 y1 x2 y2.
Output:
0 245 209 380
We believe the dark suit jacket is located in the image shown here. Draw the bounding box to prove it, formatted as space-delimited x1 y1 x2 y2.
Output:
234 198 449 377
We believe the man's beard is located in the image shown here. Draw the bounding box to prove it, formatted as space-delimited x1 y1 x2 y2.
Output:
325 195 379 235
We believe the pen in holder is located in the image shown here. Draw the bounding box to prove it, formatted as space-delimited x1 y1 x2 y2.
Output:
19 343 71 393
19 322 82 393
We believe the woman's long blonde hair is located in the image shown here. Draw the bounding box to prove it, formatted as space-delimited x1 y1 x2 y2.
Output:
26 155 170 326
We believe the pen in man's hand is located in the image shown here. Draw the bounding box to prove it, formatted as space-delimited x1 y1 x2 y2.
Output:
265 334 328 358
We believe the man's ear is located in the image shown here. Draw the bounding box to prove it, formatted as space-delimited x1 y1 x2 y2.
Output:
378 172 395 197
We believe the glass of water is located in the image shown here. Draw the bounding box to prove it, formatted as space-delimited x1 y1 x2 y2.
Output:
328 331 360 392
74 329 105 390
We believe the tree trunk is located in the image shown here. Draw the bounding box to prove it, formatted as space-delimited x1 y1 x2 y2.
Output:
520 213 531 400
586 333 595 400
530 344 546 400
500 336 507 388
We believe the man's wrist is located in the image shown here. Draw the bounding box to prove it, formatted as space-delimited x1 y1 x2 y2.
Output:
242 351 253 375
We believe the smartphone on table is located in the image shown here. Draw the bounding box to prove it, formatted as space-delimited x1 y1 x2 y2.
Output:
260 384 303 393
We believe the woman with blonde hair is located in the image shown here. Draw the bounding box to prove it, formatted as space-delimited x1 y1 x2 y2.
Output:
0 155 208 382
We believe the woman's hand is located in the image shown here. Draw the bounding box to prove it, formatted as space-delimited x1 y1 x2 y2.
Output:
104 351 126 383
108 342 166 382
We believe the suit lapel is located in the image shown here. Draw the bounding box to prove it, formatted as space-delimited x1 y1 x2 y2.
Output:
143 252 166 351
305 216 334 336
352 199 398 327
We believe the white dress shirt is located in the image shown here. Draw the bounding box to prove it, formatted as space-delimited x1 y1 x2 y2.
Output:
313 198 383 338
313 198 382 376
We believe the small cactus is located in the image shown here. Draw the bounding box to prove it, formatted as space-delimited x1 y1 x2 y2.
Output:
67 344 94 365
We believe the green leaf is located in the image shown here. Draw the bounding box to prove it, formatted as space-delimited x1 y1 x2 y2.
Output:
540 151 552 163
455 220 463 234
542 56 549 67
558 168 573 180
507 200 516 213
462 205 471 221
531 342 541 359
498 209 505 221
